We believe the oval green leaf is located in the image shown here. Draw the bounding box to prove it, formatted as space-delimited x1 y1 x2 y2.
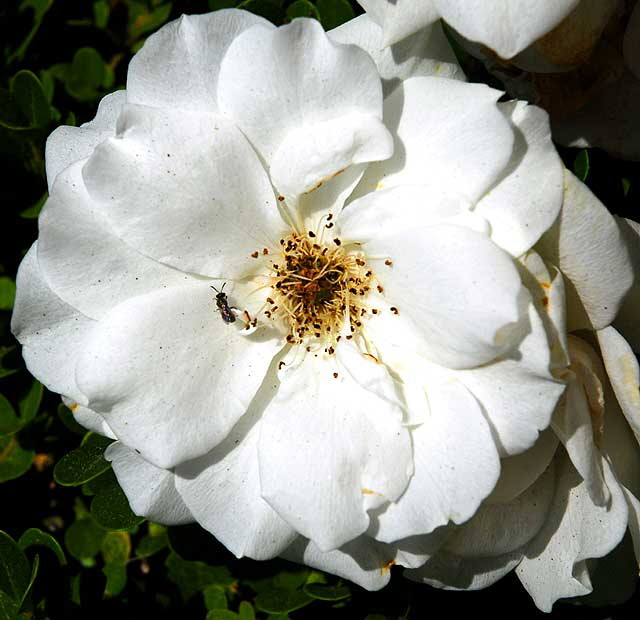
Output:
54 432 113 486
286 0 320 20
0 435 34 482
0 395 20 436
303 582 352 601
91 478 144 530
0 531 31 603
64 518 105 561
254 588 313 614
316 0 355 30
10 70 51 128
18 529 66 566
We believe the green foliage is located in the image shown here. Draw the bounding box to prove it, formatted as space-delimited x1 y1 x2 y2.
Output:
53 432 113 486
573 149 590 181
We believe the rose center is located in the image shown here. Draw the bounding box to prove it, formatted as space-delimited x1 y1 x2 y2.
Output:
264 231 375 348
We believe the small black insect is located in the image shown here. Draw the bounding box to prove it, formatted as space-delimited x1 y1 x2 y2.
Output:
211 283 236 324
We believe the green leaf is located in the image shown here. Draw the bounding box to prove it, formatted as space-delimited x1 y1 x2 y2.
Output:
20 553 39 608
204 584 227 610
0 279 16 312
128 2 173 41
0 395 20 436
0 589 19 620
101 531 131 564
166 553 234 601
0 436 34 482
238 601 255 620
622 177 631 197
54 432 113 486
102 563 127 598
206 611 239 620
0 348 19 380
10 71 51 128
286 0 320 20
91 477 145 530
18 380 42 424
93 0 110 28
64 518 105 562
0 531 31 603
254 588 313 614
316 0 354 30
303 582 351 601
18 529 66 565
19 192 47 219
57 403 86 435
7 0 54 64
66 48 107 101
573 149 590 182
135 526 168 558
236 0 284 24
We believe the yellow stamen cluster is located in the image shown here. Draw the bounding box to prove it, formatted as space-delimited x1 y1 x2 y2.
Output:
263 231 375 349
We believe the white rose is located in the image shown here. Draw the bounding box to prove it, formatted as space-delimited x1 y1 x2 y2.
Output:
11 10 567 588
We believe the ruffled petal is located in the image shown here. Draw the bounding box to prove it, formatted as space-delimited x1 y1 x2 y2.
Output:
105 442 193 525
258 342 412 551
614 218 640 351
282 535 396 590
597 326 640 445
76 282 281 469
537 169 634 331
433 0 579 59
11 243 94 405
475 102 563 257
444 462 556 558
61 397 116 439
357 0 440 46
329 13 464 98
516 451 629 612
174 376 297 560
127 10 272 113
218 18 392 199
373 379 500 542
37 161 190 320
354 77 514 206
82 105 283 278
45 90 126 190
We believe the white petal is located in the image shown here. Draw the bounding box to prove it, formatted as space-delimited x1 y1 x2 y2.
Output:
82 105 283 278
127 10 272 113
270 112 392 200
175 387 297 560
455 300 565 457
282 535 396 590
487 428 559 504
444 462 556 558
614 218 640 351
45 90 126 191
11 243 94 404
258 343 412 551
341 196 528 369
105 442 193 525
621 486 640 565
355 77 514 206
433 0 579 59
374 379 500 542
329 13 464 98
597 326 640 445
357 0 440 46
61 397 116 439
553 70 640 162
218 18 390 193
405 548 522 591
516 452 629 612
537 169 634 330
551 378 610 507
475 101 563 257
76 282 281 469
37 161 190 320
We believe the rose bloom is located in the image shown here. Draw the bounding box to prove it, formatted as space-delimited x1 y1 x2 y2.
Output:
12 10 570 588
358 0 640 160
407 172 640 611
